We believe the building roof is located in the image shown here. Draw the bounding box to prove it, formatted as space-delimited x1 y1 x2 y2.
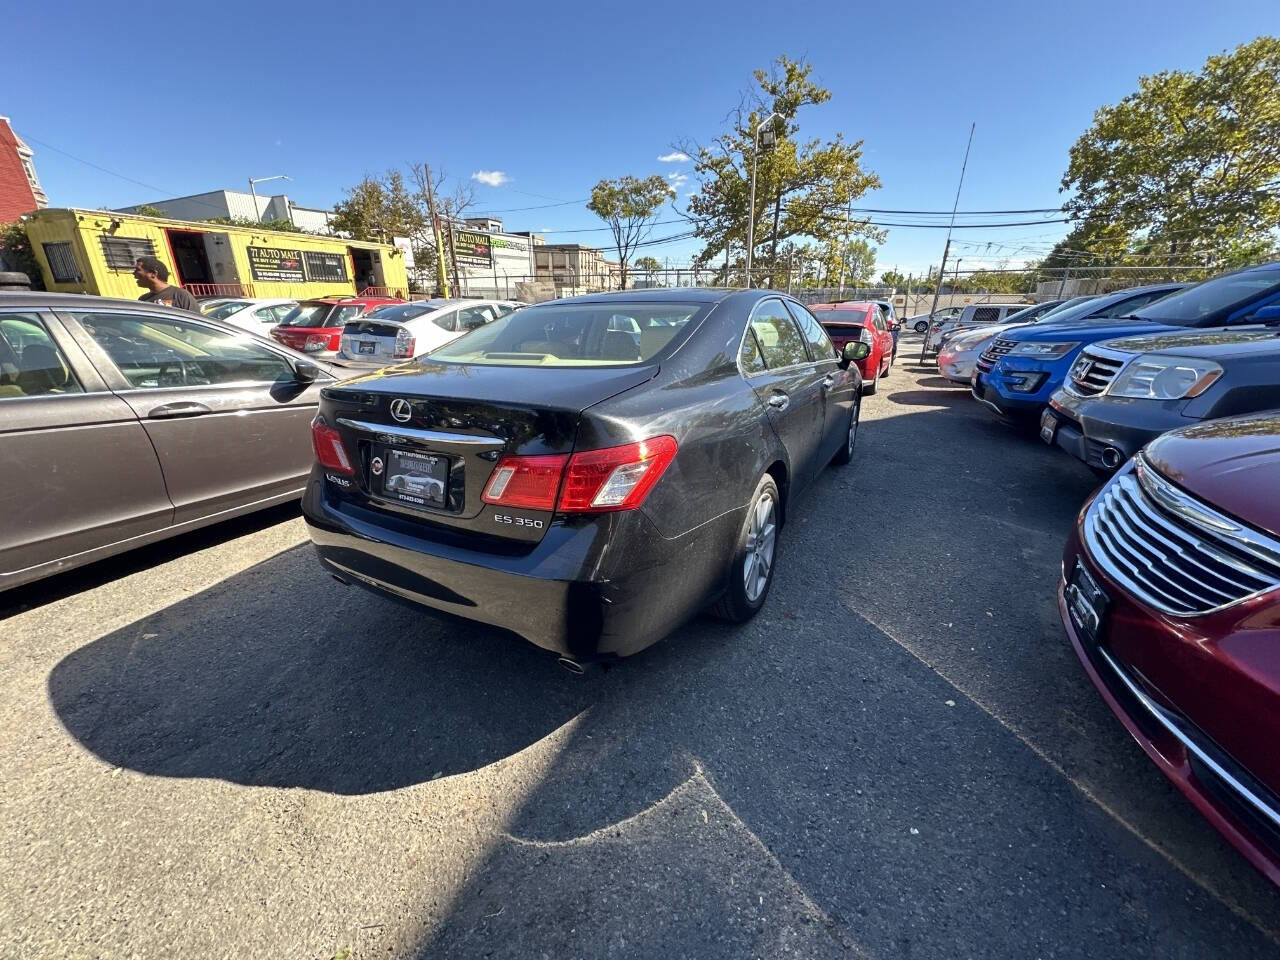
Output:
0 117 40 221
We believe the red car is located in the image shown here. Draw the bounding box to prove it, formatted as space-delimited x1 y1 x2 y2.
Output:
270 296 403 358
1060 412 1280 886
810 301 894 394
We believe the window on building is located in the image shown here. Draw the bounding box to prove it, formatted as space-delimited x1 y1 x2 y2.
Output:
42 242 82 282
99 236 157 271
303 251 349 283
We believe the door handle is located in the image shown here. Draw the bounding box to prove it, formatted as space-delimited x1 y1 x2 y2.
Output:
148 401 212 419
821 373 837 390
767 393 790 410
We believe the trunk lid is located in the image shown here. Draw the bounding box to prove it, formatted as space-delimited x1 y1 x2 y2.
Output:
339 319 406 363
319 360 658 543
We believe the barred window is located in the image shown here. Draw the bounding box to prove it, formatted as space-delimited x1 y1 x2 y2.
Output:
43 242 82 282
100 236 157 271
304 251 348 282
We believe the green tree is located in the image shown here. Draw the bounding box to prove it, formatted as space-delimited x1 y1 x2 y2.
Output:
680 56 882 286
332 170 422 242
587 175 674 289
1062 36 1280 271
0 220 42 287
879 269 906 289
202 215 306 234
133 204 168 218
634 255 663 282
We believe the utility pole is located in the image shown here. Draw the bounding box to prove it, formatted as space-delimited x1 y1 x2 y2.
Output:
786 248 795 293
745 111 782 288
1057 254 1074 299
446 220 462 296
421 164 450 297
920 122 976 364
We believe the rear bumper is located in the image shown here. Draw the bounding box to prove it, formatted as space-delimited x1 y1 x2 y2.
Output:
302 473 742 659
1061 526 1280 887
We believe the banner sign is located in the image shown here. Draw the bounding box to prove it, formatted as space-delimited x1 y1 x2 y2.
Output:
453 230 492 267
247 246 306 283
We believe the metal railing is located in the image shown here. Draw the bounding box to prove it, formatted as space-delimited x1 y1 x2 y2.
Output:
184 282 255 298
358 286 407 299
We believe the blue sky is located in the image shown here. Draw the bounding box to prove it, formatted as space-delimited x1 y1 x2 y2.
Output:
8 0 1274 277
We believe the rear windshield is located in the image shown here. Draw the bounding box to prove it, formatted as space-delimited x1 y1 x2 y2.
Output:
429 302 703 366
366 302 443 323
277 303 362 328
1133 269 1280 326
812 308 869 323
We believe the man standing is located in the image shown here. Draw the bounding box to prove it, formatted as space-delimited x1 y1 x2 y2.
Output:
133 256 200 312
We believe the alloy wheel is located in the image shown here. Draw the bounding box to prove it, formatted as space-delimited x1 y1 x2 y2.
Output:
743 494 777 603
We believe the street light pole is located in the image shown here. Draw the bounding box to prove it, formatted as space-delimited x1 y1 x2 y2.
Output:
247 175 291 223
745 111 782 289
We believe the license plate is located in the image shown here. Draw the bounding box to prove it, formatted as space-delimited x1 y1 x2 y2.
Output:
1066 559 1108 642
378 446 450 509
358 340 377 355
1039 408 1058 445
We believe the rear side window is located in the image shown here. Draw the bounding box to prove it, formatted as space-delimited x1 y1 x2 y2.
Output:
0 312 83 399
74 312 293 389
784 301 837 360
432 309 459 332
739 328 767 374
972 306 1001 323
750 299 810 368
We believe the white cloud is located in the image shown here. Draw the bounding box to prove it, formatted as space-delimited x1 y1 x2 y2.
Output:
471 170 509 187
657 151 690 163
667 172 689 188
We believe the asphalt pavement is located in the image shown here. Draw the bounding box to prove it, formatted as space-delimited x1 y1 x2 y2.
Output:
3 332 1279 959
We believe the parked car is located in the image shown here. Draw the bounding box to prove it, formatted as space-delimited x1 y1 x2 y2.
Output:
908 305 961 334
926 301 1037 352
810 301 893 393
303 289 865 667
269 295 404 359
1060 414 1280 886
971 282 1193 422
200 297 299 333
935 298 1098 383
0 292 333 592
935 299 1073 351
335 298 520 368
1043 319 1280 471
874 300 901 360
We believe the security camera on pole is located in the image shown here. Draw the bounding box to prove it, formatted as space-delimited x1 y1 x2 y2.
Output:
745 111 783 289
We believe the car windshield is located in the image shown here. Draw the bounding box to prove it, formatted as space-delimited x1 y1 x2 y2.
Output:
429 302 703 366
366 302 442 322
811 308 869 323
202 300 252 320
1132 268 1280 326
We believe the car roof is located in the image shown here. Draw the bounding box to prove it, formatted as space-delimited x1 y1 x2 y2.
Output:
0 291 196 311
550 288 741 305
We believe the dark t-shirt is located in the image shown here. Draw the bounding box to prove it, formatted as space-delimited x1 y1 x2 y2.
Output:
139 285 201 312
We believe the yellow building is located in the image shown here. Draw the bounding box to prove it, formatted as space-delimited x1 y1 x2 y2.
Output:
23 208 408 300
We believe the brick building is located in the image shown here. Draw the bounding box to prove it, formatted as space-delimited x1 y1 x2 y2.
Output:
0 117 48 222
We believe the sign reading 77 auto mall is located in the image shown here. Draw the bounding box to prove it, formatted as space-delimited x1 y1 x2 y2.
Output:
453 230 492 267
247 246 306 283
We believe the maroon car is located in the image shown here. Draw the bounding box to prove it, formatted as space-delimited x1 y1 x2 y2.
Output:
1060 412 1280 886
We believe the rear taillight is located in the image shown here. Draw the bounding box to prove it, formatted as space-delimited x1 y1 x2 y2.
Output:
304 334 330 352
480 436 679 514
482 454 569 510
559 436 678 512
859 327 874 345
311 416 354 475
394 328 416 359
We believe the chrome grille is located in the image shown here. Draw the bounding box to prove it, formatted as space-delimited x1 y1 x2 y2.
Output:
1083 459 1280 615
979 337 1017 365
1066 348 1126 397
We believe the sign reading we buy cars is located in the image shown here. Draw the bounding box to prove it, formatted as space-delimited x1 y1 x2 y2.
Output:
247 246 306 283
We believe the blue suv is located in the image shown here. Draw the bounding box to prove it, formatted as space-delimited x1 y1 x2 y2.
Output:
971 283 1187 420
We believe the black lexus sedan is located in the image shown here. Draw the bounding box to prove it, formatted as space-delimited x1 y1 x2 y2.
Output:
302 289 866 666
1045 313 1280 472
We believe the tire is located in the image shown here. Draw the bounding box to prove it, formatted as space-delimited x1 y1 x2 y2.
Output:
914 320 928 334
832 394 861 465
712 474 781 623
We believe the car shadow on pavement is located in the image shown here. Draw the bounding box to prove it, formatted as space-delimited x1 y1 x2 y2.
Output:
46 544 601 794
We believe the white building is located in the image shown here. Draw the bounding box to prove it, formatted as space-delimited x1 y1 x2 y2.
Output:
414 218 541 298
117 189 338 234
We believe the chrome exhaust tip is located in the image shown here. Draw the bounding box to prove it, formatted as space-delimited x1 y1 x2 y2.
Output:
557 657 586 675
1101 447 1123 470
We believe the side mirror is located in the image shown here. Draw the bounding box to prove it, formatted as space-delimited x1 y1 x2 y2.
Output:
294 360 321 383
1253 304 1280 324
841 341 870 367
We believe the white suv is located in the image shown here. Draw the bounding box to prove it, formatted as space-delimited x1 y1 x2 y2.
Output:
336 298 521 368
926 303 1031 352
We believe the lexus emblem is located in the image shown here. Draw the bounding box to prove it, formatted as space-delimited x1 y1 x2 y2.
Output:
389 398 413 423
371 456 384 476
